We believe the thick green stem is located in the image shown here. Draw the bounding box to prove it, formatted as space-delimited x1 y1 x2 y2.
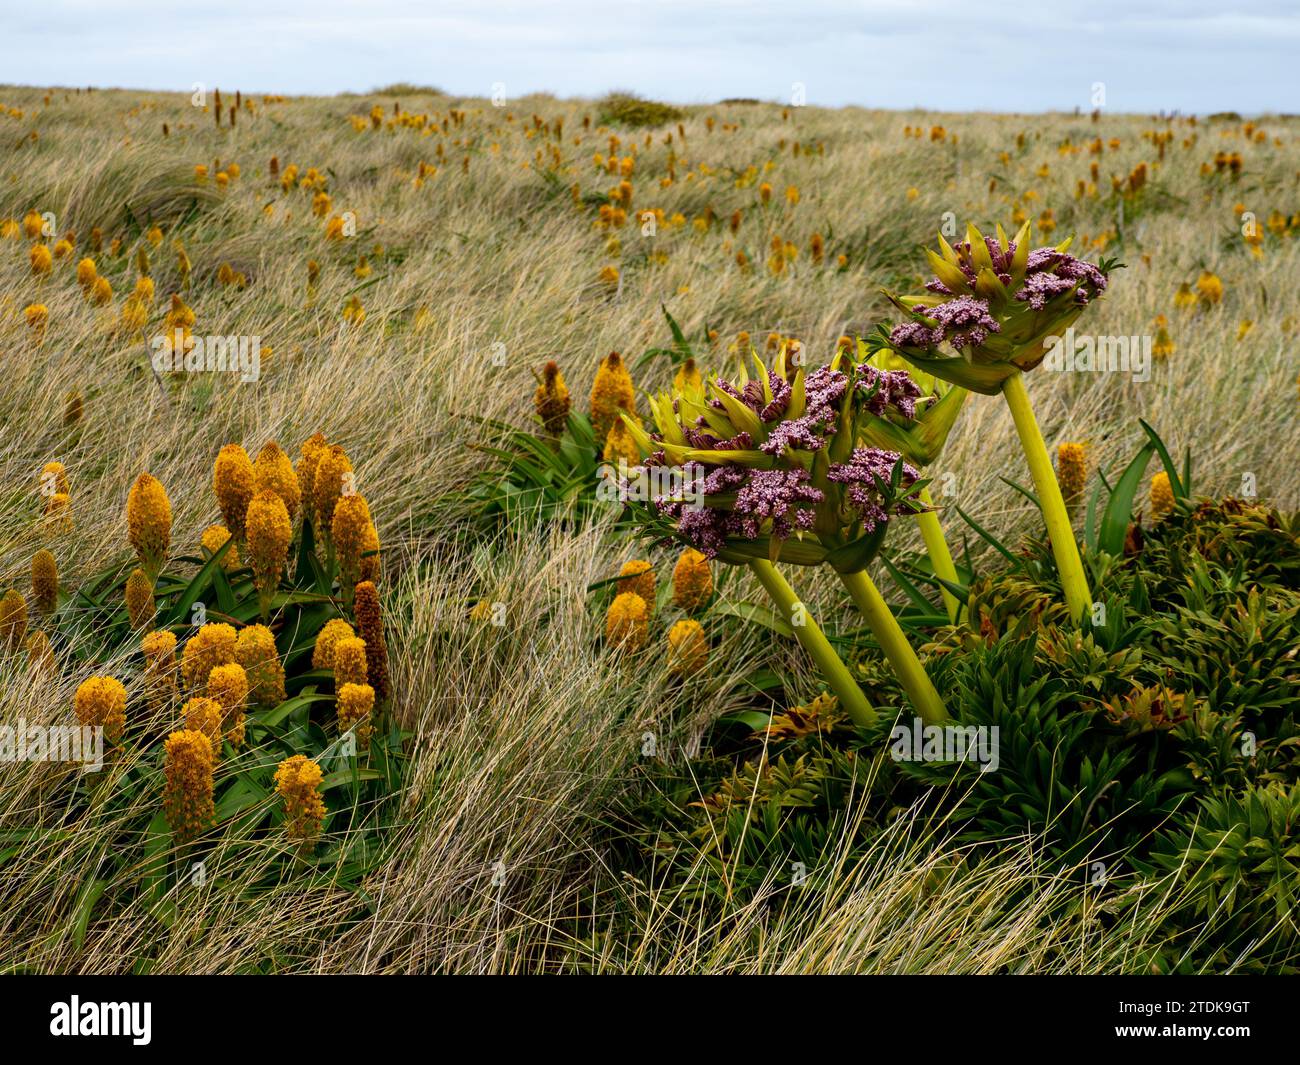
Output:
837 568 948 725
747 559 875 728
1001 372 1093 623
917 486 960 624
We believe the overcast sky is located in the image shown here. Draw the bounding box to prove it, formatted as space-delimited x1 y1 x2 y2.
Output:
6 0 1297 113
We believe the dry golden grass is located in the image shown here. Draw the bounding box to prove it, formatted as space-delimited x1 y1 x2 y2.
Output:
0 84 1295 972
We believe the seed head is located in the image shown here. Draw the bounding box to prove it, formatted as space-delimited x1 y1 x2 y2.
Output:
534 361 571 434
332 493 372 594
181 697 224 759
1150 471 1174 523
353 581 390 701
1056 442 1088 502
31 550 58 614
617 560 655 604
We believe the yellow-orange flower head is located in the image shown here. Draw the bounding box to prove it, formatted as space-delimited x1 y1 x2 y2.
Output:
534 361 572 434
1150 471 1175 523
142 629 178 712
253 441 301 521
125 567 155 630
1056 442 1088 502
312 618 356 670
246 490 292 617
667 619 708 676
126 472 171 578
164 729 215 844
337 682 375 751
207 661 250 747
332 493 372 593
181 622 238 690
604 592 649 651
74 675 127 744
332 636 368 688
295 433 329 517
0 589 29 651
181 697 224 758
235 624 287 707
617 560 655 605
213 444 255 540
275 754 326 845
31 549 58 614
590 351 635 445
29 243 52 276
311 445 353 540
353 580 390 701
671 548 713 612
201 524 241 571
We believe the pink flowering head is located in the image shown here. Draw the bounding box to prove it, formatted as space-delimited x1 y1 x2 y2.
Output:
882 221 1115 393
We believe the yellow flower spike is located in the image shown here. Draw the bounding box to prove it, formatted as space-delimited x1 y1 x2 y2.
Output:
22 210 43 239
311 445 353 542
31 549 58 614
126 473 171 579
206 661 249 747
1195 270 1223 306
1150 471 1174 523
74 675 127 745
181 697 223 758
667 619 708 676
1056 442 1089 504
24 304 49 336
76 258 97 288
124 567 155 630
671 548 713 612
134 276 154 303
0 589 29 651
142 630 179 712
358 521 381 584
181 622 237 690
235 624 287 707
332 493 372 593
353 581 390 701
200 524 241 571
29 243 52 276
90 275 113 305
337 682 375 751
26 630 56 673
213 444 255 541
295 433 329 512
590 351 636 445
605 592 649 651
534 361 571 434
275 754 326 847
163 730 215 845
312 619 356 670
332 636 368 688
246 490 292 619
602 419 641 467
618 560 655 605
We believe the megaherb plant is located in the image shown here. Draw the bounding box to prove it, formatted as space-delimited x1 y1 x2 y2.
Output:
617 342 948 726
2 434 400 953
876 221 1117 623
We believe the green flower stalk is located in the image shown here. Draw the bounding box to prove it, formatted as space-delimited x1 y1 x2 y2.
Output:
619 344 947 726
856 343 968 623
883 221 1113 622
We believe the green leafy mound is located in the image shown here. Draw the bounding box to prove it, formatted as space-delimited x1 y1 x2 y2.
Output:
611 497 1300 972
596 93 685 129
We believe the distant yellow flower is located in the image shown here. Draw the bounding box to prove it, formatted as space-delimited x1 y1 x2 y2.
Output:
181 697 223 757
134 276 155 303
1153 325 1175 359
164 730 215 844
146 225 163 247
181 622 238 690
590 351 636 445
672 357 703 397
1236 319 1254 341
332 636 368 688
618 560 655 604
253 441 302 520
31 549 57 614
119 296 147 334
759 182 772 205
213 444 255 541
1150 471 1174 522
29 243 52 276
200 524 240 571
194 164 208 183
126 473 171 578
667 619 708 675
353 581 390 701
207 661 249 747
337 682 375 751
342 294 365 324
534 361 571 434
22 210 43 239
53 239 73 259
1056 442 1088 502
275 754 326 845
235 624 287 707
671 548 713 612
76 257 97 288
598 264 619 290
312 618 356 670
39 460 69 497
24 303 48 335
89 275 113 305
74 675 127 744
605 592 648 651
0 218 19 239
0 589 28 651
125 567 155 630
1195 270 1223 306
